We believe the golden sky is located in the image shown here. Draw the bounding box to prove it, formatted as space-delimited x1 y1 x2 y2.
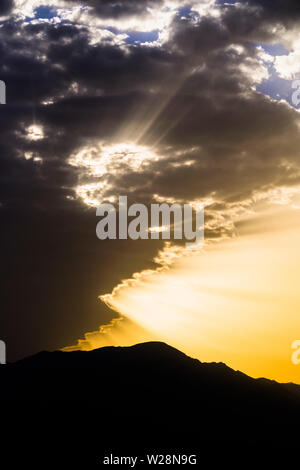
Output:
66 203 300 384
4 1 300 378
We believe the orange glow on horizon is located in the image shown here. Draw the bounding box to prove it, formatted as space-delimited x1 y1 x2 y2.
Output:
66 206 300 384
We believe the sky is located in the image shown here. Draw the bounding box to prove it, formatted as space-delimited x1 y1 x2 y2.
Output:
1 0 300 382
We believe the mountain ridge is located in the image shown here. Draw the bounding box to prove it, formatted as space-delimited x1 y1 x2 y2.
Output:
1 341 300 466
8 340 300 390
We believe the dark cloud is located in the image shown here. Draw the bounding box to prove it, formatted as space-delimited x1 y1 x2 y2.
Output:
0 0 13 16
249 0 300 23
62 0 164 18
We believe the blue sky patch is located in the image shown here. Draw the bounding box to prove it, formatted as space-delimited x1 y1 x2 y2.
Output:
126 30 159 44
34 5 57 20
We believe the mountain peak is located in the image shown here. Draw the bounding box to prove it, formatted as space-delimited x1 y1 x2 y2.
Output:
2 340 300 462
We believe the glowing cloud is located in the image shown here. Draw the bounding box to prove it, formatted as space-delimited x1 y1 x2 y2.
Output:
26 124 44 141
69 142 159 177
69 142 160 206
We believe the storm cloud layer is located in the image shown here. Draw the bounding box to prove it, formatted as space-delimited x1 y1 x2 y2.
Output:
2 0 300 359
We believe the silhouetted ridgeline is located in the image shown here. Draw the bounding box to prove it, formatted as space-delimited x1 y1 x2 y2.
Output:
1 342 299 467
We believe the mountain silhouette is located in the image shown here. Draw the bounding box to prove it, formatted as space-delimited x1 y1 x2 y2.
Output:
1 342 299 467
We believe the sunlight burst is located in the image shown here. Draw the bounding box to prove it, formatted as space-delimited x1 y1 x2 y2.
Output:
69 142 159 177
26 124 44 141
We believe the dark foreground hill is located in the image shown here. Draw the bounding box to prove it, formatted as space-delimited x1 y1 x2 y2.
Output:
1 342 299 467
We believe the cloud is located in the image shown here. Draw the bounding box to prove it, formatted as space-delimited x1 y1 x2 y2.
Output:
62 0 165 19
249 0 300 23
3 0 300 359
0 0 13 16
